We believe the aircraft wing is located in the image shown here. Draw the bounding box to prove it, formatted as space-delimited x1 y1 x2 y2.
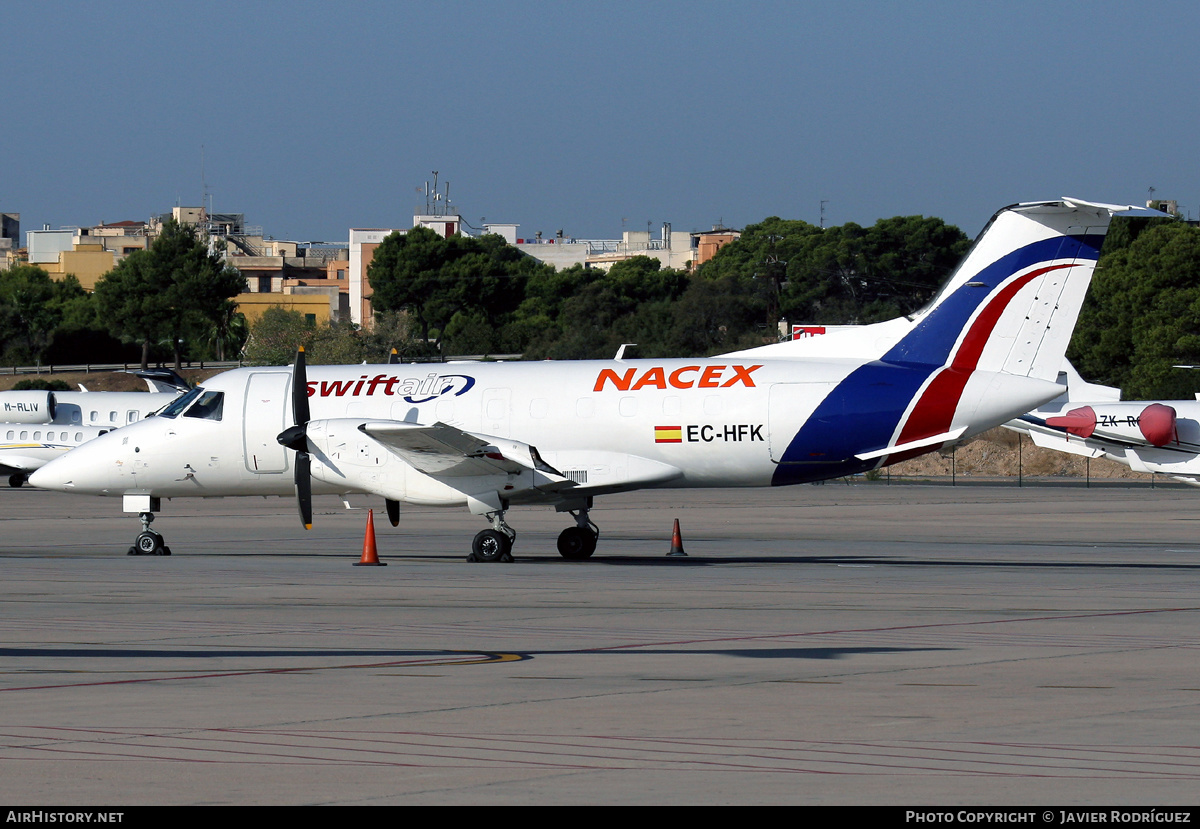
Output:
0 455 48 473
358 421 572 484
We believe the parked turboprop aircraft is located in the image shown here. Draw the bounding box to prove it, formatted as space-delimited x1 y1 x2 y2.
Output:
0 384 183 486
29 199 1162 558
1006 364 1200 486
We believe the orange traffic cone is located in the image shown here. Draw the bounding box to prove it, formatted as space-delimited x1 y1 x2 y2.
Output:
354 508 387 566
667 518 687 557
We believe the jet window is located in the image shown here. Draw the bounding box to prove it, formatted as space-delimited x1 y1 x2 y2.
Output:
74 432 82 441
33 431 41 441
109 411 117 423
20 431 27 440
5 430 12 440
157 388 204 419
183 391 224 421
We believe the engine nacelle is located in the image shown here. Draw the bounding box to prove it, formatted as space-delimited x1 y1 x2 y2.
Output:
0 391 56 424
1047 402 1178 447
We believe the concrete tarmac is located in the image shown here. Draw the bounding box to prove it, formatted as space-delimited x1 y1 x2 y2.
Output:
2 482 1199 805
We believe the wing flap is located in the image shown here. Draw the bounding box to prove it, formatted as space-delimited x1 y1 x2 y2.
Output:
358 421 573 487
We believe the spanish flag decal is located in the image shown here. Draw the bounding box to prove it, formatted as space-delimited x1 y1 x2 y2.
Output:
654 425 683 443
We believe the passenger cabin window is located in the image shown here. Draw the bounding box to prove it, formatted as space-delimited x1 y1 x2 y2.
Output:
5 430 12 440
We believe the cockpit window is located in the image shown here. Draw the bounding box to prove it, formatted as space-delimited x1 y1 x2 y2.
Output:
157 388 203 419
183 391 224 421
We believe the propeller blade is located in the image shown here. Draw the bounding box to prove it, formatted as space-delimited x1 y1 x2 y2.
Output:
386 498 400 527
293 346 310 427
276 346 313 530
296 452 312 530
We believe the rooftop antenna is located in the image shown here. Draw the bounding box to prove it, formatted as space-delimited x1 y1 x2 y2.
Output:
201 144 211 227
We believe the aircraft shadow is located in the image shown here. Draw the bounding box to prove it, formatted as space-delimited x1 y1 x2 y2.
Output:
0 645 948 662
519 554 1200 571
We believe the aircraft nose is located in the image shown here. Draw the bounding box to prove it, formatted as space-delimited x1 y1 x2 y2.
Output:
28 451 88 491
28 434 122 493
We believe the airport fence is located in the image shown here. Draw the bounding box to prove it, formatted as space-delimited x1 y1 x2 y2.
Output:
1 360 245 376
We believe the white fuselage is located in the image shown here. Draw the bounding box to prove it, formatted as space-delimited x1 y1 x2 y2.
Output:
31 356 1061 506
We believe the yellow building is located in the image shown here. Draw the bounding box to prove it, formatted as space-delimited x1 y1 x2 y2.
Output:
234 291 338 326
39 243 117 290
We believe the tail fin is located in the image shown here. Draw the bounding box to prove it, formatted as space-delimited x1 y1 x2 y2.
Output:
886 198 1160 380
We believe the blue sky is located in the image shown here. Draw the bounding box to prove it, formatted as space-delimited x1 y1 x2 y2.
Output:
4 1 1198 244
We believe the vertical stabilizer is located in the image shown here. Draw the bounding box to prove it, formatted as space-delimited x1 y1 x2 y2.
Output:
887 198 1162 380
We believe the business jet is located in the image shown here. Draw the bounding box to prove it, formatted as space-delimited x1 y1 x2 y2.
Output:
29 199 1162 559
0 385 183 486
1006 364 1200 486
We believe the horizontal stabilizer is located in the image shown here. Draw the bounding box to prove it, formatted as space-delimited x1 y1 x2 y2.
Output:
854 426 968 461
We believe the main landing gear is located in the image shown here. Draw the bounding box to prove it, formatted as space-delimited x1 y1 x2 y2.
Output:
9 473 26 488
469 510 516 563
467 502 600 562
129 511 171 556
556 508 599 560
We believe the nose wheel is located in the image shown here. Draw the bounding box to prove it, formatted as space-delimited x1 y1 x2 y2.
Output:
128 512 171 556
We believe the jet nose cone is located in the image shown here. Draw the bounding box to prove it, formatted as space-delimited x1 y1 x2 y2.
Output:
27 432 124 493
28 456 77 491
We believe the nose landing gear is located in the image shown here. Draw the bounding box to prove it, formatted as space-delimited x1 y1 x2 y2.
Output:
128 511 171 556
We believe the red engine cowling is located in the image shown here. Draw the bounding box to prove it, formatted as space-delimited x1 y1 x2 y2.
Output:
1138 403 1177 447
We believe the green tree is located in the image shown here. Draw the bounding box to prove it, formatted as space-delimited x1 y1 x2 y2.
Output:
243 308 368 366
367 227 545 356
1069 221 1200 399
0 266 95 364
243 307 314 365
94 219 246 369
698 215 967 326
